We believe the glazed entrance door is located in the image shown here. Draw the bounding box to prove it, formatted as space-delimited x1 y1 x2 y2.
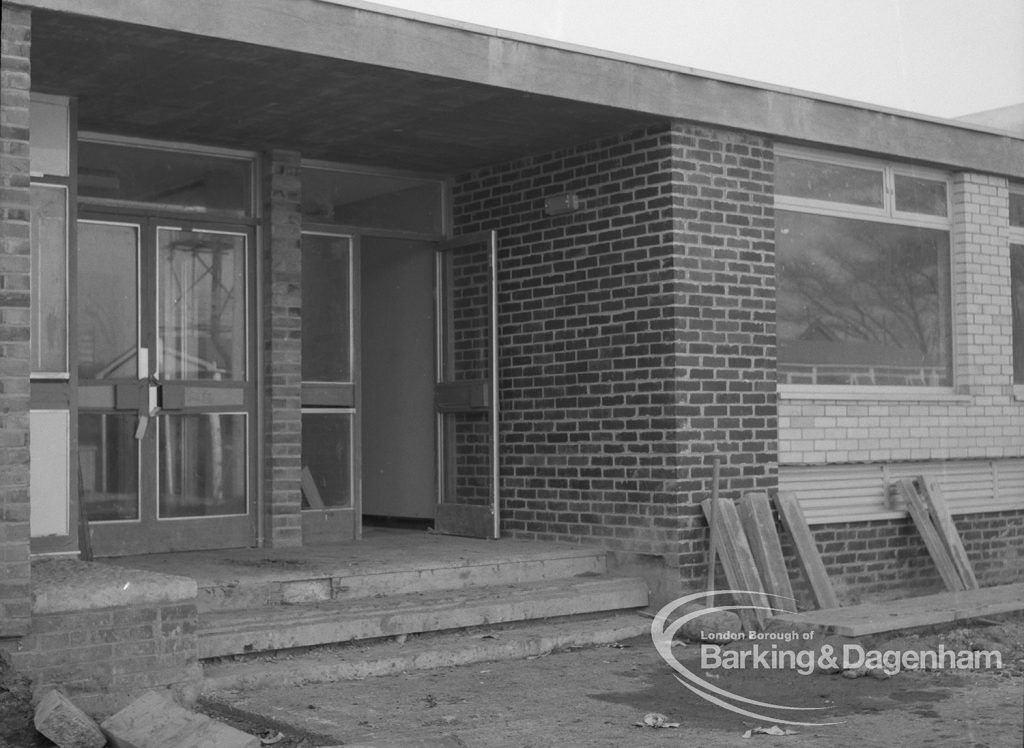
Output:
77 216 256 555
434 231 499 538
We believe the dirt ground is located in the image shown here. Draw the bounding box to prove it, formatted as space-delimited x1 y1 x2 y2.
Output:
4 615 1023 747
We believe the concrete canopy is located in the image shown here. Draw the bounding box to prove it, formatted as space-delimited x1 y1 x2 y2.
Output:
30 10 661 172
20 0 1024 177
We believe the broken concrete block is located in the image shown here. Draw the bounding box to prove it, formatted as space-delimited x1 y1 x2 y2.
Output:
101 690 259 748
673 602 743 642
33 689 107 748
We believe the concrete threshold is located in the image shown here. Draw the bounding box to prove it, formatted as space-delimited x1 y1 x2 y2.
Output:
201 611 651 691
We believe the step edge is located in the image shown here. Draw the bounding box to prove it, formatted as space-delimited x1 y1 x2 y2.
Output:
201 615 651 691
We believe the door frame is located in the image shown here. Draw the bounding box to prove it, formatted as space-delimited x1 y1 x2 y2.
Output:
75 210 260 555
434 230 499 539
299 229 362 543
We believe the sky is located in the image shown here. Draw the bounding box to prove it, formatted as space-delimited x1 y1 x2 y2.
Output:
361 0 1024 120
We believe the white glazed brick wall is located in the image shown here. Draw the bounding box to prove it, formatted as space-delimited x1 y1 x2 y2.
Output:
779 173 1024 466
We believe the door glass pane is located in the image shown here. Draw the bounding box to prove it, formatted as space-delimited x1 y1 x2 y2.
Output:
301 412 353 509
158 228 246 381
77 222 138 379
78 413 139 521
31 184 68 373
159 414 247 518
302 234 352 382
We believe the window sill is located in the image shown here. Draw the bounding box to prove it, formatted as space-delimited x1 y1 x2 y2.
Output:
778 385 971 402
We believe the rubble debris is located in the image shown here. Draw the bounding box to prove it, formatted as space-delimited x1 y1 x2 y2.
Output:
101 689 260 748
33 689 106 748
742 724 798 737
634 712 680 728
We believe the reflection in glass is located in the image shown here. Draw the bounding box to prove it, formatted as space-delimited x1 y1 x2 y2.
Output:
159 229 246 381
77 222 138 379
894 174 948 216
31 184 68 373
301 235 352 383
78 413 139 521
1012 245 1024 385
159 414 247 518
301 412 353 509
776 156 884 207
78 141 252 216
1011 191 1024 228
777 210 951 386
439 243 492 382
300 167 443 235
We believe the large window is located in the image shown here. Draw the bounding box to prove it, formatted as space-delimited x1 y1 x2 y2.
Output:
1011 185 1024 386
775 148 952 389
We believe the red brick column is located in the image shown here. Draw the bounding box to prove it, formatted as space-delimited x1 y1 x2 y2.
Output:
0 4 32 638
261 150 303 547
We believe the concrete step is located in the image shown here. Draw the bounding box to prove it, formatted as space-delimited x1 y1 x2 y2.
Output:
199 576 648 659
198 548 607 613
201 611 651 691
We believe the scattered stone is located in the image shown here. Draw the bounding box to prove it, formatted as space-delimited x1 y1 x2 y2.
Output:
101 689 259 748
33 689 106 748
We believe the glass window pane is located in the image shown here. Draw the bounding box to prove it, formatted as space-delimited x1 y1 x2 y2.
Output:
301 412 353 509
159 414 247 518
776 156 884 207
777 210 952 386
1013 244 1024 385
79 413 139 521
1011 191 1024 228
31 184 68 373
301 167 443 234
301 234 352 383
30 96 69 177
77 222 138 380
894 174 948 216
78 141 252 216
159 229 246 381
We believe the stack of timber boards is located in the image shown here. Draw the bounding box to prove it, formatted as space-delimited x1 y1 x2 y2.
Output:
702 492 831 629
892 477 979 592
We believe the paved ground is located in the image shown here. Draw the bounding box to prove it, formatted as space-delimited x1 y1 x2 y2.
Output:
199 616 1024 748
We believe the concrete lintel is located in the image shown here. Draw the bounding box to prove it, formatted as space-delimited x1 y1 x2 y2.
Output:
14 0 1024 178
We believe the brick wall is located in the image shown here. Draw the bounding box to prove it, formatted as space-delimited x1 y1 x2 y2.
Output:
452 122 777 589
0 4 32 638
6 601 202 717
261 151 303 547
778 510 1024 606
